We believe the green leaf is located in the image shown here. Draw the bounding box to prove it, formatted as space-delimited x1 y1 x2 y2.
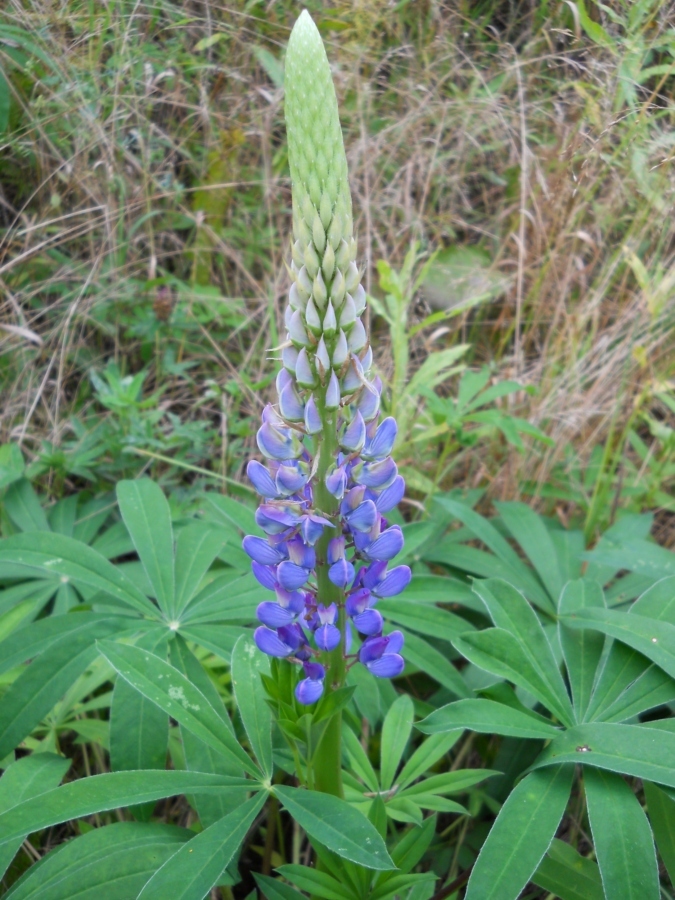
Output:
532 838 603 900
4 822 192 900
180 624 249 663
575 0 614 47
558 580 606 721
455 629 573 724
181 571 260 624
561 608 675 682
342 723 379 793
0 753 70 879
380 694 414 790
173 523 224 615
389 814 437 873
597 663 675 723
253 874 305 900
465 765 573 900
398 732 462 789
378 600 472 644
495 502 564 601
138 793 265 899
231 635 273 779
110 632 169 820
585 640 651 722
371 873 437 900
0 771 255 845
275 865 356 900
0 533 156 617
0 622 120 759
433 497 552 611
644 781 675 885
533 723 675 786
347 662 381 726
275 786 395 870
585 767 659 900
584 538 675 582
3 479 49 532
473 579 573 725
117 480 175 616
418 698 560 740
0 443 25 489
399 769 497 798
98 640 260 778
401 629 470 698
170 637 243 826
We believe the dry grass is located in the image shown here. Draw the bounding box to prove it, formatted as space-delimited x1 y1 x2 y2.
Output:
1 0 674 513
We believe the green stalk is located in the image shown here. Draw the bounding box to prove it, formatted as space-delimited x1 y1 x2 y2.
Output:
312 379 345 798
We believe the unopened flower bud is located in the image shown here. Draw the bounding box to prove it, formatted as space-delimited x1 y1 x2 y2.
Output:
352 284 366 316
288 309 311 346
323 300 337 337
348 317 367 353
305 297 322 335
304 242 320 280
295 347 316 387
292 240 304 268
313 270 327 308
332 330 349 368
312 214 326 254
327 213 343 250
345 261 360 293
297 265 312 300
335 239 350 271
316 335 331 377
325 370 340 410
330 268 346 306
320 191 332 229
322 242 336 282
339 293 356 330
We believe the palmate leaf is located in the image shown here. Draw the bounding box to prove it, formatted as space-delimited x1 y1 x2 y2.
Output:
380 694 414 791
173 523 225 616
275 865 356 900
0 771 255 845
532 839 603 900
0 754 70 880
4 823 192 900
472 579 574 725
137 794 266 900
253 874 305 900
231 635 273 779
98 640 260 778
585 767 659 900
418 698 560 740
117 479 175 616
465 765 573 900
0 532 157 617
558 579 606 721
0 619 124 759
400 629 470 698
274 786 395 870
495 501 565 601
532 722 675 786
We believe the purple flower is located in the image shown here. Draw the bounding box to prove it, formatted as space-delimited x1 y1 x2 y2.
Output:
257 601 297 628
363 417 397 460
329 558 355 588
277 560 311 591
251 561 278 590
276 463 308 496
313 604 341 651
352 457 398 490
340 411 366 453
372 565 412 598
255 503 303 535
359 631 405 678
295 661 325 705
243 536 286 566
374 475 406 513
254 626 298 658
247 460 280 499
363 525 404 561
353 608 384 636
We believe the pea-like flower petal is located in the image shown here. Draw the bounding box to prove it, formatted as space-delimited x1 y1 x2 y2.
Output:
315 623 341 651
353 608 383 636
329 558 355 588
374 475 406 513
372 565 412 598
247 460 279 499
277 560 311 591
242 535 286 565
255 626 295 657
257 601 297 628
251 561 278 590
364 525 404 561
364 417 398 460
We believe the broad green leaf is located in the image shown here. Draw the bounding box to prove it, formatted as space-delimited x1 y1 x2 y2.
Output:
533 723 675 786
0 533 156 617
180 624 249 662
0 613 128 676
48 495 78 537
275 786 395 870
3 479 49 532
597 663 675 723
231 635 273 779
401 629 470 698
558 579 606 721
402 574 480 611
630 575 675 621
455 629 573 724
173 523 224 616
169 638 243 826
495 502 564 601
0 442 24 489
0 771 254 845
644 781 675 884
585 767 659 900
4 822 191 900
418 698 560 740
0 754 70 879
585 640 651 722
253 874 305 900
473 579 573 724
342 723 379 792
275 865 356 900
138 793 265 899
465 765 573 900
398 732 461 789
561 608 675 682
584 539 675 582
203 493 257 537
117 480 175 616
532 838 603 900
0 624 119 759
378 600 473 644
181 571 260 624
110 632 169 820
99 640 260 777
433 497 552 611
380 694 414 790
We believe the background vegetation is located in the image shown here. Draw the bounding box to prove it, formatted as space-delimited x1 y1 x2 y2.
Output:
1 0 675 897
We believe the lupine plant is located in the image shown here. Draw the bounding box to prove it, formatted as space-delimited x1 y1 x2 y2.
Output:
242 9 410 797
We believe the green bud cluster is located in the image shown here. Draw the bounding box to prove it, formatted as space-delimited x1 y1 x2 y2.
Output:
282 11 372 404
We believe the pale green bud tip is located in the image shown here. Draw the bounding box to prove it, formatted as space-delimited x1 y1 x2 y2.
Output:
285 11 352 245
